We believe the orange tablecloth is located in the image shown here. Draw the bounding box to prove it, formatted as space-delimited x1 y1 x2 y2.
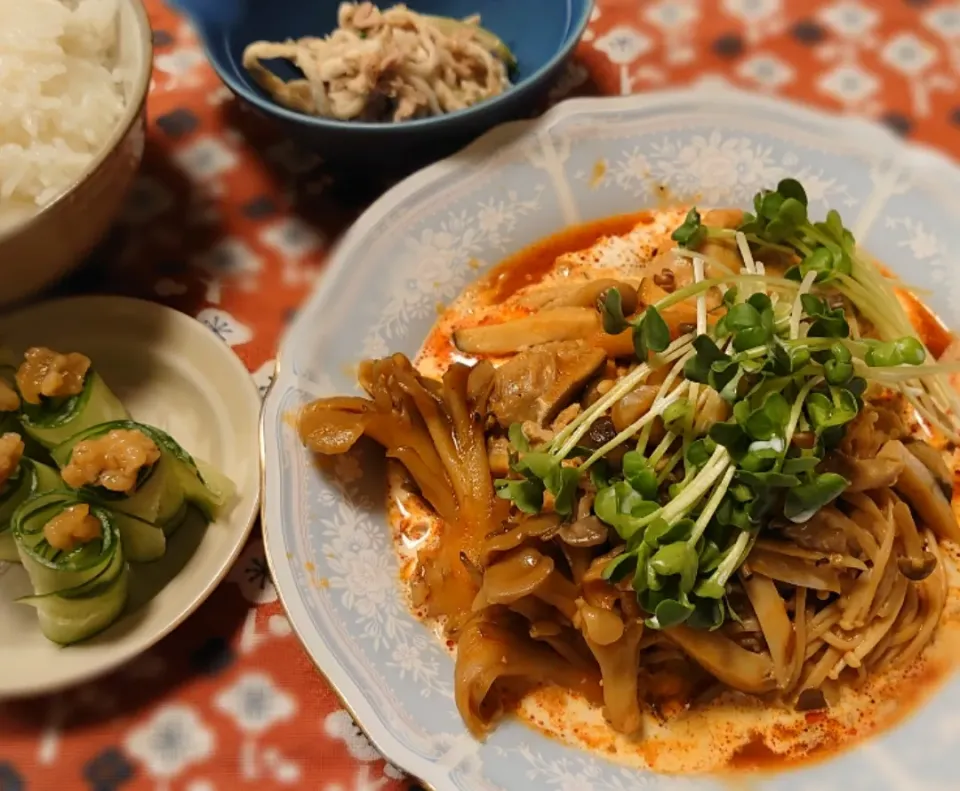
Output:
3 0 960 789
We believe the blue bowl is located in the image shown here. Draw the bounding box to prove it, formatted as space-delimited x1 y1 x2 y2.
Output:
170 0 593 169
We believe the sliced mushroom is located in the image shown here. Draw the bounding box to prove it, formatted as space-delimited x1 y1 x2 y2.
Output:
460 551 484 587
454 308 600 355
486 436 510 477
472 548 554 610
745 548 842 593
480 514 561 565
582 416 617 450
890 496 938 581
897 554 938 581
557 516 609 548
795 688 828 712
905 440 953 500
611 385 658 433
516 279 640 314
557 279 639 314
576 602 625 646
666 625 777 694
881 440 960 543
467 360 496 414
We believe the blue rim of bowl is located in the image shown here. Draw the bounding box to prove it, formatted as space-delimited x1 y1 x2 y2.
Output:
0 0 153 246
186 0 595 131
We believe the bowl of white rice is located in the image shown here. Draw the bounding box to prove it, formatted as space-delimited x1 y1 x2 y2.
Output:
0 0 152 306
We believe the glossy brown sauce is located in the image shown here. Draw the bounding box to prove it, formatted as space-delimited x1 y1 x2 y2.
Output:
398 212 960 775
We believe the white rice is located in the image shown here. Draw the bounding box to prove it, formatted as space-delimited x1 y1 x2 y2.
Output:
0 0 127 223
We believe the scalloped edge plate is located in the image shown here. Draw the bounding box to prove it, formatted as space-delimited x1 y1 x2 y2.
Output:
262 84 960 790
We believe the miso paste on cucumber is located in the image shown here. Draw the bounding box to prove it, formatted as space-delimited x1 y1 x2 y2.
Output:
14 347 128 449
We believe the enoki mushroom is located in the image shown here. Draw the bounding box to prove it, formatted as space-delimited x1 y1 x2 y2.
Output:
242 2 512 122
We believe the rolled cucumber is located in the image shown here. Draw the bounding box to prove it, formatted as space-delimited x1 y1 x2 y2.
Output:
12 491 128 644
51 421 235 560
0 458 62 562
18 370 128 449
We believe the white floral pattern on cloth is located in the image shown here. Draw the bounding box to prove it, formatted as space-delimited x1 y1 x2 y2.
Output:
125 704 215 787
196 308 254 347
216 672 297 735
215 672 301 783
229 538 277 605
193 239 263 305
325 710 404 780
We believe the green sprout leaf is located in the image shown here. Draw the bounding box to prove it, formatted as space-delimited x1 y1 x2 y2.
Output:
684 335 730 384
623 451 659 499
514 452 558 481
634 306 670 359
781 455 821 475
686 437 716 467
709 421 749 455
601 288 630 335
508 422 530 452
671 207 707 249
550 466 581 517
864 336 926 367
495 478 544 514
644 517 693 548
601 550 637 582
589 459 611 490
806 387 858 432
694 578 726 599
594 481 658 539
784 472 849 522
777 178 808 206
645 593 696 630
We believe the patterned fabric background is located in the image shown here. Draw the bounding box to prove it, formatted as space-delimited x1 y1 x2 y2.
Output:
3 0 960 789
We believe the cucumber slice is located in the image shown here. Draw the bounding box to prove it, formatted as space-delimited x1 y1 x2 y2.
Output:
12 492 128 644
111 510 166 563
0 459 62 562
18 371 129 449
89 454 186 530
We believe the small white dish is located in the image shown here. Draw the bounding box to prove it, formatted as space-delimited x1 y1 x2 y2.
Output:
0 295 260 696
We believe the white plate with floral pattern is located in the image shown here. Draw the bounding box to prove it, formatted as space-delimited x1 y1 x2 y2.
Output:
0 296 261 696
262 85 960 790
